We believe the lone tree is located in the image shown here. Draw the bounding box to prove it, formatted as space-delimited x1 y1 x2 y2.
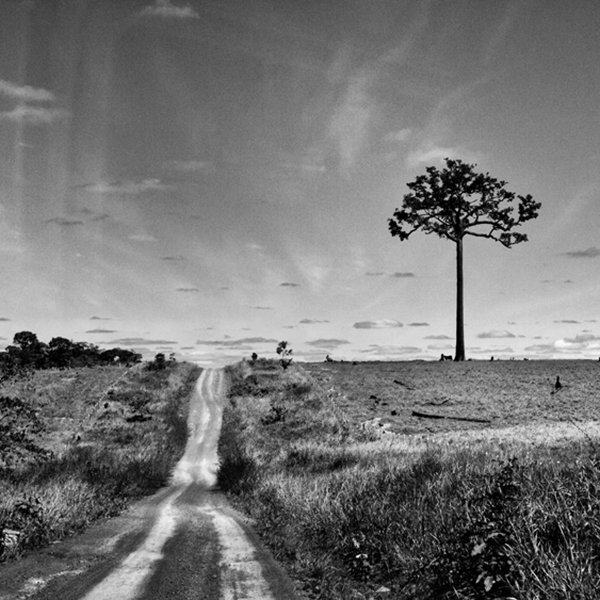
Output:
388 158 540 361
276 341 293 370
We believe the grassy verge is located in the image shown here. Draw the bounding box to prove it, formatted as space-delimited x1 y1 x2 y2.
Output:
218 360 600 599
0 361 201 562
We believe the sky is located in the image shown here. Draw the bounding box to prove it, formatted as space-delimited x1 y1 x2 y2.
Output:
0 0 599 366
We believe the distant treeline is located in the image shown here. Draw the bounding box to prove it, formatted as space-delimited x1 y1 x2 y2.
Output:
0 331 142 376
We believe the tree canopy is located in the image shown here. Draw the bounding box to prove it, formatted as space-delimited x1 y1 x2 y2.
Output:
389 158 541 247
0 331 142 376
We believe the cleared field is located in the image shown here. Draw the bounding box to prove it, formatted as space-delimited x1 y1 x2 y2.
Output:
219 360 600 600
304 360 600 435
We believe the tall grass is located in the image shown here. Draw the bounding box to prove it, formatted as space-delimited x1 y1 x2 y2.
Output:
0 361 201 562
218 361 600 599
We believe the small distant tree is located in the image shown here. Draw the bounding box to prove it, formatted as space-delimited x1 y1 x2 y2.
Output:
389 158 541 361
6 331 48 369
146 353 167 371
47 337 75 368
276 341 293 370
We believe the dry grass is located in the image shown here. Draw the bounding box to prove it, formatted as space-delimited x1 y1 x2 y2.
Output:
305 359 600 435
218 359 600 600
0 362 201 562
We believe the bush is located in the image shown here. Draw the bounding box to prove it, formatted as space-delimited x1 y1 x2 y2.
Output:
0 396 50 473
146 353 167 371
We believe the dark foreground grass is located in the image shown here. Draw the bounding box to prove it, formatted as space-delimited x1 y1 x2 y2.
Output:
0 361 201 562
218 360 600 599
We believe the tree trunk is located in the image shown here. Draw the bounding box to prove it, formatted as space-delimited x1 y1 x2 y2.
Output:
455 236 465 361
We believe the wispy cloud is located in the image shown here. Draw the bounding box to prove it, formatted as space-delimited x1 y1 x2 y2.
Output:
44 217 85 227
251 306 272 310
406 144 477 169
353 319 403 329
366 271 415 278
299 319 329 324
469 346 515 355
306 339 350 348
404 74 485 171
281 161 326 175
554 319 580 324
482 0 522 66
109 337 177 345
564 333 600 344
0 79 55 102
524 344 555 355
0 105 68 125
165 159 213 172
409 322 429 327
280 282 300 287
562 247 600 259
526 332 600 356
76 179 168 196
196 337 278 347
329 68 375 174
129 233 157 242
176 288 199 292
385 128 412 143
427 343 454 350
477 330 516 339
360 344 421 356
0 318 11 322
161 255 184 261
542 279 575 284
293 252 332 292
0 79 67 126
140 0 199 19
86 328 118 334
424 334 453 340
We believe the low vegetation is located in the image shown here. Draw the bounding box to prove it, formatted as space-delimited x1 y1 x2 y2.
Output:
218 359 600 599
0 360 201 563
0 331 142 378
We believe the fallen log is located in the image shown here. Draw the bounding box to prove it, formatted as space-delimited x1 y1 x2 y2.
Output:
411 410 491 424
393 379 414 390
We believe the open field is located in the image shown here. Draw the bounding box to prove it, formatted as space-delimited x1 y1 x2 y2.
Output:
304 359 600 435
218 359 600 600
0 361 201 563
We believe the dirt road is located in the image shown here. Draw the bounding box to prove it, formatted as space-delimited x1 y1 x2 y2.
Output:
0 369 299 600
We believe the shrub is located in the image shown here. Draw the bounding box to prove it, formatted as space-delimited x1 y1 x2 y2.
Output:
146 353 167 371
0 396 50 473
276 341 293 370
